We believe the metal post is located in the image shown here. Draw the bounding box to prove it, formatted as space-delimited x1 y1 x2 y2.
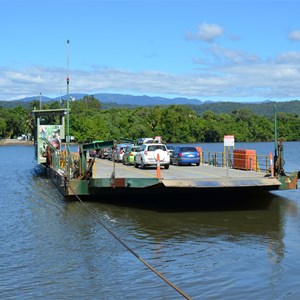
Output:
39 92 42 110
274 104 277 157
226 150 229 177
273 104 278 175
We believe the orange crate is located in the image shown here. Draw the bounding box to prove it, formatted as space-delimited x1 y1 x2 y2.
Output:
233 149 256 170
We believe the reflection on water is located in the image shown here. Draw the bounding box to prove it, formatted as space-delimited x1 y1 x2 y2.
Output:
69 193 284 238
59 192 299 299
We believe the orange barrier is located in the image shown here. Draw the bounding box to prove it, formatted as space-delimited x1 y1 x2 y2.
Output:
156 153 161 178
233 149 256 170
269 152 274 177
196 147 202 164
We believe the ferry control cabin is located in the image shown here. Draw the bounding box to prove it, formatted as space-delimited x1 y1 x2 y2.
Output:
32 108 67 165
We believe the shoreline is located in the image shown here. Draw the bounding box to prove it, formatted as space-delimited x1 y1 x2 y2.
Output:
0 139 78 147
0 139 34 146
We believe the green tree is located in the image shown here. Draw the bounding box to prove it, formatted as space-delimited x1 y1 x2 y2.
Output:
0 117 7 138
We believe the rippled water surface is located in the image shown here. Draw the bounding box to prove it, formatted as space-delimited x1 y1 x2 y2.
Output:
0 143 299 299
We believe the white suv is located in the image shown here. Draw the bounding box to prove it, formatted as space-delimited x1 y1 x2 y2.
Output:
134 143 170 169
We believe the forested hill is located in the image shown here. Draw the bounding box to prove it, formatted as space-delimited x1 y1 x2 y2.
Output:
1 94 299 117
189 100 299 117
1 95 300 143
102 100 299 117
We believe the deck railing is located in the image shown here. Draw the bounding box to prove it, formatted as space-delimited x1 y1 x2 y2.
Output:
200 150 271 174
42 140 80 177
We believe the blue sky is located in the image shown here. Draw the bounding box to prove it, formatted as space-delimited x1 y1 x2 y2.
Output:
1 0 300 102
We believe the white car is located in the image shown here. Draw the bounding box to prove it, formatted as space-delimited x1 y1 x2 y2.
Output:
134 143 170 169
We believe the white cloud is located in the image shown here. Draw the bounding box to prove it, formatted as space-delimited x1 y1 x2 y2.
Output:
277 51 300 63
288 30 300 41
1 49 300 102
207 45 259 64
186 22 224 43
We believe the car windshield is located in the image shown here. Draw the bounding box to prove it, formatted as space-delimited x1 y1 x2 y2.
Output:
148 145 166 151
181 147 197 152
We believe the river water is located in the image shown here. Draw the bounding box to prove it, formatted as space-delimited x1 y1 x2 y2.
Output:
0 142 299 300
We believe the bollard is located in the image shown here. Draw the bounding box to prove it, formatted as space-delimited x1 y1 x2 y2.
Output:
156 152 161 178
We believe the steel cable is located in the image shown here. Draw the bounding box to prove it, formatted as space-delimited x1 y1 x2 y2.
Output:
69 185 192 300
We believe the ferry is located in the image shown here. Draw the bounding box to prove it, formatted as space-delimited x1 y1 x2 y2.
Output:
32 108 298 205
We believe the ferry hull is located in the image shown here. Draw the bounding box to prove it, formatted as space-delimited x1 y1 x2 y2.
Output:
46 165 289 198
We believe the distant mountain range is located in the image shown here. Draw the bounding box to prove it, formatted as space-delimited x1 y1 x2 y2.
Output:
1 93 300 117
2 93 211 106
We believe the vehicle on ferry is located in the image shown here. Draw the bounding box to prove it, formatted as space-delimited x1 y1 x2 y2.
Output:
134 143 170 169
122 145 140 165
170 146 200 166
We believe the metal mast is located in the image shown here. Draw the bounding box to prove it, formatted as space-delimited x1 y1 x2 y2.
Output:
66 39 70 177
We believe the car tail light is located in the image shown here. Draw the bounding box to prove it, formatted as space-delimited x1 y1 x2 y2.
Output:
197 152 200 157
179 152 183 157
144 150 148 155
129 152 133 156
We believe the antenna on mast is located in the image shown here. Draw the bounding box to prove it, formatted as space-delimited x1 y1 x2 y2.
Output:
66 39 70 141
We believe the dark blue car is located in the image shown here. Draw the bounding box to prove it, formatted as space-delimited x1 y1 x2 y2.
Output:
170 146 200 166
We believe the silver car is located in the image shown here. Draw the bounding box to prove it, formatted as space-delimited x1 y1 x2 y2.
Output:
112 144 133 162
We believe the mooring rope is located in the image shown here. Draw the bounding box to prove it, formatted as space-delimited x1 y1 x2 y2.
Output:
69 186 192 300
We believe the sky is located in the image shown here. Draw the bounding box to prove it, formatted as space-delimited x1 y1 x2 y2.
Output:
1 0 300 102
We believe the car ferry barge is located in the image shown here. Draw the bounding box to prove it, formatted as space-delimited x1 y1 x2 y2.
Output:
32 108 298 204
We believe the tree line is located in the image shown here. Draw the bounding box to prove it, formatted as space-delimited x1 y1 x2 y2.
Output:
1 95 300 143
